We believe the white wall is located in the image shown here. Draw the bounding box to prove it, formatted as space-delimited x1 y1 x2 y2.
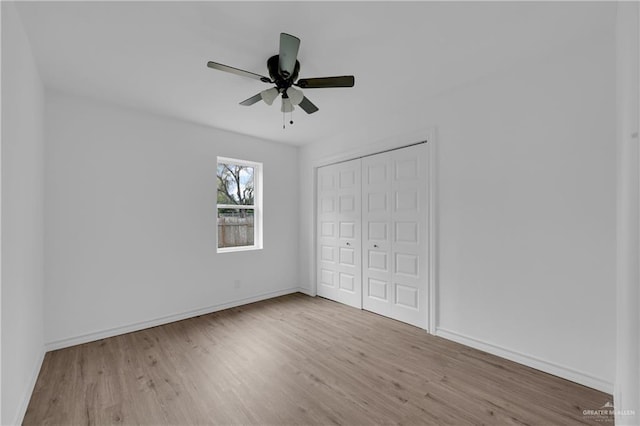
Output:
299 31 616 392
1 3 46 425
44 92 300 348
615 2 640 424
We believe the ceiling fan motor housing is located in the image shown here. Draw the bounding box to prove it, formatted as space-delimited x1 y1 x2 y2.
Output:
267 55 300 89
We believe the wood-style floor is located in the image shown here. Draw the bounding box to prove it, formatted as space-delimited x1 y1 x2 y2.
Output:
25 293 613 425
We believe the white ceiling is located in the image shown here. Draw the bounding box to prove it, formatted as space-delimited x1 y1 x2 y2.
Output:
16 1 616 145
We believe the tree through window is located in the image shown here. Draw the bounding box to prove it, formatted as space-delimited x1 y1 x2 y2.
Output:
216 158 262 251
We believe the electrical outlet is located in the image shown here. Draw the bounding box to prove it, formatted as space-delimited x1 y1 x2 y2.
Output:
233 280 241 289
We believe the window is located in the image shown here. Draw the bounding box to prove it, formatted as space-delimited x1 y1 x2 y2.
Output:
216 157 262 252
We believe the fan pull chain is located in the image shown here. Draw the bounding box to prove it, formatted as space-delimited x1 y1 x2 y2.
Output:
282 108 294 129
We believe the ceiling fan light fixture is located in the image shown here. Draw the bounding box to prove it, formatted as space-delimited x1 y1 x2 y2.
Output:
287 87 304 106
281 97 294 113
260 87 279 105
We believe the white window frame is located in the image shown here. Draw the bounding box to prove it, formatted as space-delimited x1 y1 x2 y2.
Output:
216 156 263 253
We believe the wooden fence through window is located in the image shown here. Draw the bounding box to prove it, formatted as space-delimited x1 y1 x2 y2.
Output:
218 216 254 247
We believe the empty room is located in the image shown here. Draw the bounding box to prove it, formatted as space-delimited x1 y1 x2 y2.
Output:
2 1 639 425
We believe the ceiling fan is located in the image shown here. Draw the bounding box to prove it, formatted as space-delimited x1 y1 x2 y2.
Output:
206 33 355 116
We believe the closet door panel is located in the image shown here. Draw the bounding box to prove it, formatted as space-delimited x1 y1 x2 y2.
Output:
316 159 362 308
362 153 392 317
317 166 338 294
389 144 428 328
362 144 428 328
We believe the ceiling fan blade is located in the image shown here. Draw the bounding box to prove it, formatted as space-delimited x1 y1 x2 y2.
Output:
296 76 355 89
298 96 319 114
239 93 263 106
278 33 300 78
207 61 271 83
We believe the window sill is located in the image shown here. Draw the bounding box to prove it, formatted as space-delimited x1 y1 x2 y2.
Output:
217 245 263 254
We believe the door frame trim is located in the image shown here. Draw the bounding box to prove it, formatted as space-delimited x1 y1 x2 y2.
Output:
311 126 438 334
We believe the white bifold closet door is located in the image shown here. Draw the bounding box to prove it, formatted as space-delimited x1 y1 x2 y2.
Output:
362 143 428 328
316 158 362 308
316 143 428 328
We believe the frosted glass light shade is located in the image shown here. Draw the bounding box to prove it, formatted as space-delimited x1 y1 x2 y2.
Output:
260 88 279 105
287 87 304 105
281 98 294 113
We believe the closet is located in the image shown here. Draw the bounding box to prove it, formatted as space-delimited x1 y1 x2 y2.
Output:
316 143 428 328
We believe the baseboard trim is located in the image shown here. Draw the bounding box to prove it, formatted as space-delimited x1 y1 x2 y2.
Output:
297 287 315 297
435 327 613 394
45 287 303 351
12 347 45 426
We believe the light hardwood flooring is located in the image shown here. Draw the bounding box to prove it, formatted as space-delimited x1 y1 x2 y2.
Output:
25 293 613 425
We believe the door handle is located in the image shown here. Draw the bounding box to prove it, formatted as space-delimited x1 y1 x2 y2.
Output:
346 242 351 246
373 244 378 248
